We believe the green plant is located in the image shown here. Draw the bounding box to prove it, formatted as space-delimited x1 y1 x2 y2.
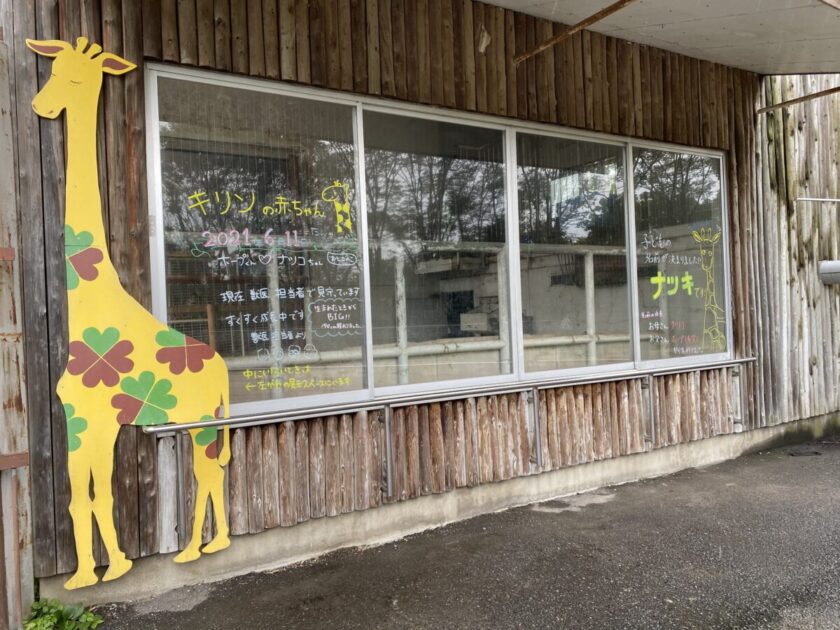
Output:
24 599 103 630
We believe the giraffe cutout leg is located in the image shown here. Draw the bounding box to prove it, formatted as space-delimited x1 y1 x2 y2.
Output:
89 433 132 581
174 483 209 563
175 426 230 561
175 429 213 563
64 451 98 590
202 468 230 554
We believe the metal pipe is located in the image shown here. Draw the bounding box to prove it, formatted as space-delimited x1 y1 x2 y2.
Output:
514 0 639 65
143 357 758 434
796 197 840 203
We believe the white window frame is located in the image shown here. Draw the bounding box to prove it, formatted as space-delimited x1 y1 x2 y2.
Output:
145 63 734 417
627 141 734 370
358 105 516 399
511 127 637 381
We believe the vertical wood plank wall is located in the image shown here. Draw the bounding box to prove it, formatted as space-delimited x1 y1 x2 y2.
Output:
758 75 840 425
0 39 35 630
2 0 794 578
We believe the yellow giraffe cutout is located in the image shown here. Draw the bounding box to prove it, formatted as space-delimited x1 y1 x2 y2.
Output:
692 227 726 352
322 180 353 234
28 37 232 590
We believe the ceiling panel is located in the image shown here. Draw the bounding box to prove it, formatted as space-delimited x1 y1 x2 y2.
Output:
487 0 840 74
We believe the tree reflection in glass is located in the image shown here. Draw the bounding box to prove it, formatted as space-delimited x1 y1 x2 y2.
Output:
157 78 366 405
633 148 726 360
517 133 631 372
364 112 510 387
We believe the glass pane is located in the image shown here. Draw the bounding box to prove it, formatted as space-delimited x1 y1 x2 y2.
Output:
633 148 727 360
157 77 366 405
364 111 510 387
517 133 630 372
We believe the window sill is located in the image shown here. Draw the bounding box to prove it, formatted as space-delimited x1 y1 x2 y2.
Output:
143 356 756 434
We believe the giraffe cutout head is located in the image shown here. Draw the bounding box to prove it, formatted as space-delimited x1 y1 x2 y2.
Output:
27 37 135 119
692 227 721 273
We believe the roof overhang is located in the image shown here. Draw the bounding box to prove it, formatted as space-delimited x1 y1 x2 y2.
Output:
487 0 840 75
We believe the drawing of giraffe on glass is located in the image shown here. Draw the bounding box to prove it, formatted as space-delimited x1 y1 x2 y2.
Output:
692 227 726 352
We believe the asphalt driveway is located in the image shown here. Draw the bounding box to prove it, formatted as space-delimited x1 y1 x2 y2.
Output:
100 437 840 629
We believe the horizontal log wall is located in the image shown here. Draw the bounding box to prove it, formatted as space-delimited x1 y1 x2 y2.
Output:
5 0 770 578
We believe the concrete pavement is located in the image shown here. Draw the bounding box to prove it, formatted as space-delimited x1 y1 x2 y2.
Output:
100 438 840 629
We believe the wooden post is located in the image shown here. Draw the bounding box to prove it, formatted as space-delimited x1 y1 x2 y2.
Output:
205 303 217 350
497 250 511 371
267 255 283 374
584 252 597 365
395 254 408 384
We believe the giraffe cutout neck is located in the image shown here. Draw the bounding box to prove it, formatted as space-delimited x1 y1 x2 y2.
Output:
63 87 123 319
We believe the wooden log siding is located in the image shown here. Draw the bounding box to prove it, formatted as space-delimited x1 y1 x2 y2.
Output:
758 75 840 424
4 0 781 578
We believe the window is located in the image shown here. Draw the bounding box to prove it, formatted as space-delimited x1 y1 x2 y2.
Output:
364 112 510 386
155 77 366 407
633 148 727 360
149 67 732 413
517 133 630 372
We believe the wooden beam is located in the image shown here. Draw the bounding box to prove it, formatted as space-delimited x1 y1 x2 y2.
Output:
513 0 637 65
757 84 840 114
0 453 29 471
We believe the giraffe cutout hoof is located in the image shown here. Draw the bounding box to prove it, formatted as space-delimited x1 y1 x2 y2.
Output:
102 556 133 582
174 547 202 563
202 534 230 554
64 569 99 590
